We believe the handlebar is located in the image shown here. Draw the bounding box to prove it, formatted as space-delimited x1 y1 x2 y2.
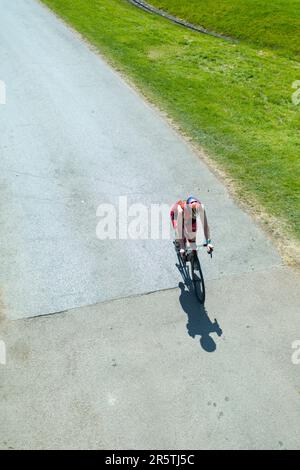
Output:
186 244 213 258
173 241 213 258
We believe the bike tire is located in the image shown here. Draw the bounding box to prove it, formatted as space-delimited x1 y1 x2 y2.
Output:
191 255 205 304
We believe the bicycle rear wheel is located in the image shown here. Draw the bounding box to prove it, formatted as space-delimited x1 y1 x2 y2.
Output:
191 255 205 304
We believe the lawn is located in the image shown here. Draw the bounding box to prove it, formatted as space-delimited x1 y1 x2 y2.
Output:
41 0 300 246
150 0 300 59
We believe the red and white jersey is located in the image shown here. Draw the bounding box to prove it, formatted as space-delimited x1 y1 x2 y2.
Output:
170 199 205 241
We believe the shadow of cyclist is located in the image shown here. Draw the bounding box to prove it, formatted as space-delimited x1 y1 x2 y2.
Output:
178 282 222 352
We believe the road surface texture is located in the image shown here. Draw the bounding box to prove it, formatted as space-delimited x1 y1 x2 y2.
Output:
0 0 299 449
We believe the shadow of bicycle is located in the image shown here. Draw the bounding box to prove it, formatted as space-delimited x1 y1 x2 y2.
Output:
175 247 223 351
178 281 223 352
178 281 223 351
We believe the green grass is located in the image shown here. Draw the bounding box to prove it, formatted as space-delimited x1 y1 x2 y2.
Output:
150 0 300 60
42 0 300 241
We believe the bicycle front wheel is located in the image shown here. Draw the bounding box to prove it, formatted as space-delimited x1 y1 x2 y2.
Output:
191 256 205 304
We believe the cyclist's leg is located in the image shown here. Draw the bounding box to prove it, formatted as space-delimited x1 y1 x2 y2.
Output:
174 228 185 250
175 210 186 252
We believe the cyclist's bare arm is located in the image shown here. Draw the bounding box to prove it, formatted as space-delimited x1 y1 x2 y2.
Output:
170 203 185 248
203 208 210 241
198 204 210 240
199 205 213 252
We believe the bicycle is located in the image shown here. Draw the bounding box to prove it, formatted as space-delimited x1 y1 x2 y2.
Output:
174 241 212 304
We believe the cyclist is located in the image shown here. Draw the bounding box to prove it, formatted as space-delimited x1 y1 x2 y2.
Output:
170 195 214 257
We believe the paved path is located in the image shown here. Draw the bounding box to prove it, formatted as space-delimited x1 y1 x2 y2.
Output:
1 267 300 449
0 0 280 319
0 0 299 450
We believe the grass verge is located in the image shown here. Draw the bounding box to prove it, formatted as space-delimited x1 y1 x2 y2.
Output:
150 0 300 60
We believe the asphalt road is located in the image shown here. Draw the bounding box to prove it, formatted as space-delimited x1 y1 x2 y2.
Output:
0 0 280 320
0 0 299 450
1 267 300 449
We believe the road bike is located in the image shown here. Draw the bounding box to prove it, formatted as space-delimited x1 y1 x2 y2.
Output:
174 241 212 304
